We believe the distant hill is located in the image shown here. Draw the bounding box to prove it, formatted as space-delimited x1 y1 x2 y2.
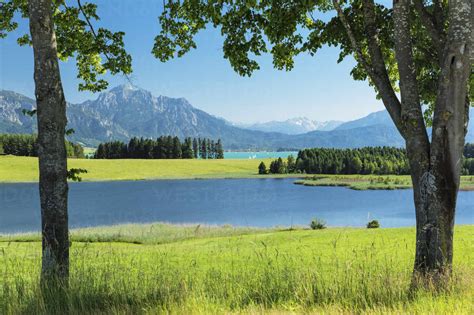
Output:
335 110 392 130
335 108 474 143
1 86 472 149
271 124 404 149
237 117 343 134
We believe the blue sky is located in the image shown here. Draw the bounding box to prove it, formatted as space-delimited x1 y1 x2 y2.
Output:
0 0 385 124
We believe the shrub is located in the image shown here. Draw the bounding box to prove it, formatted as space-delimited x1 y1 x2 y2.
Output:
310 218 326 230
367 220 380 229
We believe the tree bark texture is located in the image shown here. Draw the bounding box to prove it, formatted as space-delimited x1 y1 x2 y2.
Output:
28 0 70 282
410 0 472 278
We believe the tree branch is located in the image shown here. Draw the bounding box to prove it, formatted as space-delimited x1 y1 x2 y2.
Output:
360 0 404 132
333 0 403 132
413 0 443 56
393 0 430 161
76 0 132 85
331 0 375 79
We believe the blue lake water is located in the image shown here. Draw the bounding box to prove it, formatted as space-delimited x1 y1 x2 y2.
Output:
0 178 472 233
224 151 297 159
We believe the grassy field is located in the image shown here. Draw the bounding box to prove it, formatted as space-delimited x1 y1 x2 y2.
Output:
0 223 473 314
295 174 474 191
0 155 294 182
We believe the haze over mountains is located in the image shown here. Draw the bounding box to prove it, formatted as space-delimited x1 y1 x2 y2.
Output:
1 85 473 150
235 118 343 134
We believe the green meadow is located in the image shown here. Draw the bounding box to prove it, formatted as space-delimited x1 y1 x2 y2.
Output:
0 155 288 182
0 224 473 314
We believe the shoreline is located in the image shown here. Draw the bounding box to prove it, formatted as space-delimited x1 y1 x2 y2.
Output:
0 173 308 184
5 222 474 241
2 156 473 190
2 173 474 191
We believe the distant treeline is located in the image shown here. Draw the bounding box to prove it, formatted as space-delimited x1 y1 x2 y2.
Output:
464 143 474 175
296 147 410 175
94 136 224 159
0 134 84 158
260 145 474 175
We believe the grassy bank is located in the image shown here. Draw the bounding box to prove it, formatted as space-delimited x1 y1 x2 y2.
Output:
295 175 474 191
0 155 297 182
1 223 473 314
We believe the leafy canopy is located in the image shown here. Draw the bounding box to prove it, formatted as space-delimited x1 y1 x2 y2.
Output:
0 0 132 92
152 0 473 118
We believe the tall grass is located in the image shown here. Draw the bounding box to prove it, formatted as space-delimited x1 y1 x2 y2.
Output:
1 225 473 314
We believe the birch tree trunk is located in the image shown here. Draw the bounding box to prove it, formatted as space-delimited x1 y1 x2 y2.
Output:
28 0 69 283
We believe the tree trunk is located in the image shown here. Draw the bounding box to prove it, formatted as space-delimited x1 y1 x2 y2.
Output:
410 0 473 283
28 0 69 283
411 169 456 282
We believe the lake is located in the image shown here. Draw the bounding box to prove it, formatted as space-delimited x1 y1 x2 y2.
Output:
224 151 297 159
0 178 473 233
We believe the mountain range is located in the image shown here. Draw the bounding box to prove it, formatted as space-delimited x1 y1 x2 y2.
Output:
235 118 343 134
1 85 472 150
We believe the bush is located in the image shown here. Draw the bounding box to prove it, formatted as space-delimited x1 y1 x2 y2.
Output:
367 220 380 229
310 218 326 230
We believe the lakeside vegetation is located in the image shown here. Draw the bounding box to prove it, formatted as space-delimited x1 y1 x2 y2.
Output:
295 175 474 191
0 133 84 158
259 145 474 176
1 223 473 313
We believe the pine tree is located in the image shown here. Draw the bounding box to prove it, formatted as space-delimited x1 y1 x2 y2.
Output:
172 136 182 158
258 161 267 174
95 143 105 159
287 155 296 173
192 138 199 158
210 140 216 159
206 140 211 159
200 138 207 159
182 137 194 159
216 139 224 159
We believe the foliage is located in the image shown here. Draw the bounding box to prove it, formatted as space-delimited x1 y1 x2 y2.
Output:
310 217 326 230
94 136 224 159
262 145 474 176
267 156 299 174
0 0 132 92
0 134 84 158
297 146 410 175
258 161 267 174
152 1 473 116
66 168 88 182
462 159 474 176
287 154 296 173
465 144 474 158
269 157 287 174
367 220 380 229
